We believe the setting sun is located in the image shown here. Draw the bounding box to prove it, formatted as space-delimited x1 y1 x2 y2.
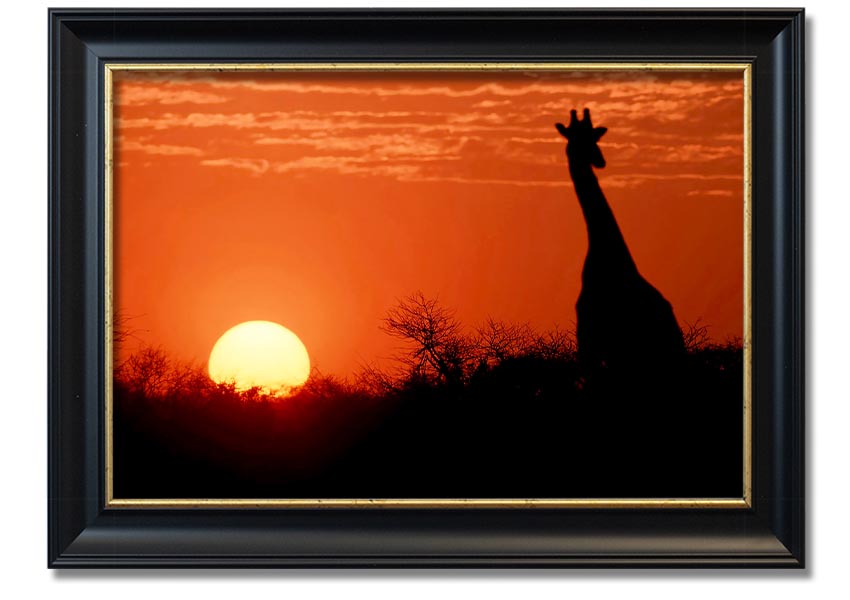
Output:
208 321 310 394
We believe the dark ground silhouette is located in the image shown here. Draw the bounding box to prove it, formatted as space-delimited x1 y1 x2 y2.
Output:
113 295 743 500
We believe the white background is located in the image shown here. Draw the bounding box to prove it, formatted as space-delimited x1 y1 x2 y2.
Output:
1 0 845 597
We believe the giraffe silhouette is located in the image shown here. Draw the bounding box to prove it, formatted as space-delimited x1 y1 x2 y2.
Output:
556 109 685 384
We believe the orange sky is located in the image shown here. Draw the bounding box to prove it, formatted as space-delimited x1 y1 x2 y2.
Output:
112 69 745 377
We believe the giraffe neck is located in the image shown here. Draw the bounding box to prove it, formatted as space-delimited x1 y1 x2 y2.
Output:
569 164 638 276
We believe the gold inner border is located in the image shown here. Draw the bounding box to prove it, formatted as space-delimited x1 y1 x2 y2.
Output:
104 62 753 509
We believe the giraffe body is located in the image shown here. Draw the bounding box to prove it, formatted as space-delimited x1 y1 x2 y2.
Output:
557 110 685 380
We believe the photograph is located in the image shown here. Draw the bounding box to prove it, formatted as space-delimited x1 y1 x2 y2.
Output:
107 65 749 504
46 7 806 569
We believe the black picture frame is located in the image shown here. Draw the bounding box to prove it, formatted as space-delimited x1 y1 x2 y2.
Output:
48 8 804 568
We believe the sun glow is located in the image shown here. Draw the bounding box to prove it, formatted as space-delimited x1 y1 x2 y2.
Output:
208 321 310 395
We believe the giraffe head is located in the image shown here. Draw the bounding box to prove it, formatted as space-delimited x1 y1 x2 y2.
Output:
555 108 608 170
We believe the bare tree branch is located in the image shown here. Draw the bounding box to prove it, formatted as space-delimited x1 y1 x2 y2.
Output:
112 312 147 347
381 291 475 386
532 325 577 360
682 318 711 352
474 317 536 364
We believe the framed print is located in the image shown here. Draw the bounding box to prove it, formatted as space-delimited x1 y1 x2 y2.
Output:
48 9 805 567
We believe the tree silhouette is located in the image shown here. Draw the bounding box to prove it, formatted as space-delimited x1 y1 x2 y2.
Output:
116 344 211 399
474 317 536 364
682 318 712 352
118 345 171 398
112 312 146 348
529 325 577 361
381 292 475 388
474 318 577 365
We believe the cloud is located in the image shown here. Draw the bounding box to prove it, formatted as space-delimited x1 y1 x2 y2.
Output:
271 155 565 187
118 140 204 156
472 99 513 108
116 73 711 102
687 189 736 197
142 79 619 99
118 112 261 130
253 132 476 164
600 173 742 189
116 111 554 136
659 144 742 163
200 158 269 175
714 133 744 142
541 99 694 123
115 85 229 106
114 71 745 189
269 155 422 179
197 149 565 188
506 136 562 145
396 174 566 187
